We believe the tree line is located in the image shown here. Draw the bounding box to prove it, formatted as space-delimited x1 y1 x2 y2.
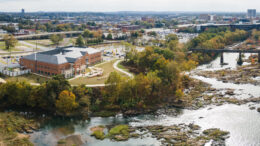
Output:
0 75 92 117
187 28 249 64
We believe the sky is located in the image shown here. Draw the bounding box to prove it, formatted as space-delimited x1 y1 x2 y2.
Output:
0 0 259 12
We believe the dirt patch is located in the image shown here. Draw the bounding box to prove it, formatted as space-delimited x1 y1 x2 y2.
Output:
90 126 105 132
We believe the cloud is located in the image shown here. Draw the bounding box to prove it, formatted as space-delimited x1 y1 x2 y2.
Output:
0 0 259 12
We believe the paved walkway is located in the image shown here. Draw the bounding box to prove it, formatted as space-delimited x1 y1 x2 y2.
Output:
0 78 6 83
30 83 40 86
113 60 134 78
0 60 133 87
86 84 105 87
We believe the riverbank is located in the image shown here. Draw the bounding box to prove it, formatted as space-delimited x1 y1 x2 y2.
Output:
0 111 40 146
195 64 260 86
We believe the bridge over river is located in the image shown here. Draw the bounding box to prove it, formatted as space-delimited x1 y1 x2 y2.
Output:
190 48 260 64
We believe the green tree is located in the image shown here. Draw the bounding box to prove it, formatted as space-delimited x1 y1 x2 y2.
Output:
3 34 17 51
50 34 64 46
107 33 113 40
165 34 179 43
42 75 71 110
83 29 94 38
147 71 161 98
76 35 85 47
105 72 124 104
0 82 32 106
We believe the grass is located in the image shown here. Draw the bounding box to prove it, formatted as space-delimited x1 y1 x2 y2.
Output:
3 73 50 84
0 41 22 52
0 41 4 50
0 112 35 146
0 41 34 52
69 60 128 85
24 39 52 47
24 38 76 48
17 42 39 50
117 61 130 72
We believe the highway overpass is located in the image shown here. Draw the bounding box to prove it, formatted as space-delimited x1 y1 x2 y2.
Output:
0 31 83 41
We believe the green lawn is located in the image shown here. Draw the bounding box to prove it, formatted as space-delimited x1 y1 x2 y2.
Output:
24 38 76 48
0 41 4 49
3 73 50 84
0 41 27 52
69 60 127 85
117 61 130 72
24 40 51 47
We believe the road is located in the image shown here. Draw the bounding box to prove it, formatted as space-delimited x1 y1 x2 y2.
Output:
0 31 83 41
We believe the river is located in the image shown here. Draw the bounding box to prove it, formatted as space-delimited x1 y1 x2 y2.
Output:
30 53 260 146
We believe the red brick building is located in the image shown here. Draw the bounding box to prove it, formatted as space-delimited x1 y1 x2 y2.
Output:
20 47 102 78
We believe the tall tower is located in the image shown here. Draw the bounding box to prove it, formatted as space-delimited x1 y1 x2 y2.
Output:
21 9 25 15
247 9 256 18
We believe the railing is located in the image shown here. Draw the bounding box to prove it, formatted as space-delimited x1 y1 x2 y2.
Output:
0 68 31 77
190 49 260 53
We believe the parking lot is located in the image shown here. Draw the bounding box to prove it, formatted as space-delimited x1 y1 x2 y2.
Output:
0 55 21 69
95 44 144 62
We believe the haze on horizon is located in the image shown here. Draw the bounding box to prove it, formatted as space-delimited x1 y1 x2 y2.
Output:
0 0 259 13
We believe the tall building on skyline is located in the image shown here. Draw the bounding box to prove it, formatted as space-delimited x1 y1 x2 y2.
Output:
21 8 25 14
247 9 256 18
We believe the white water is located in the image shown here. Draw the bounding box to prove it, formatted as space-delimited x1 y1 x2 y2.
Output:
130 53 260 146
30 52 260 146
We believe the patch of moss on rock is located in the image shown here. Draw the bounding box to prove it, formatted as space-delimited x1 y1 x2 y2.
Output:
108 125 130 141
90 125 105 140
203 128 230 140
91 130 105 140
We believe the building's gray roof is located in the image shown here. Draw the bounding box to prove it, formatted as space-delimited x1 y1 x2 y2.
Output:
22 47 100 65
23 53 68 65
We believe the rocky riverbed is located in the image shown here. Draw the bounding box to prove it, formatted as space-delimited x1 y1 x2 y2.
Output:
88 124 230 146
28 52 260 146
195 64 260 86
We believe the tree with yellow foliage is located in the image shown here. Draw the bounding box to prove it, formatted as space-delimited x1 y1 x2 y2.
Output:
55 90 78 115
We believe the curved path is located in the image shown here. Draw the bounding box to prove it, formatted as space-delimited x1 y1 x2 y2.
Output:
0 60 133 87
113 60 134 78
0 78 6 83
84 60 133 87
